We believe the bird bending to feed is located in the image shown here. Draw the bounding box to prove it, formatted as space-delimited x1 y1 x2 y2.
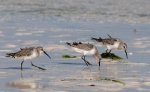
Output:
66 42 102 67
91 34 128 59
6 46 51 70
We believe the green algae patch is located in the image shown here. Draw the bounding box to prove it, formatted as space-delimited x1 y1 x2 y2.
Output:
97 78 125 85
61 78 125 85
133 29 137 33
61 78 92 81
62 55 77 58
101 53 123 60
118 60 128 63
61 79 76 81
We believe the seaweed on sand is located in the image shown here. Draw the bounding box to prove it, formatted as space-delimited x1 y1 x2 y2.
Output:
101 53 123 59
62 55 77 58
97 78 125 85
61 78 125 85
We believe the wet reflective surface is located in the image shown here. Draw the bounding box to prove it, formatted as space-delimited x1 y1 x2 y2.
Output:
0 0 150 92
7 78 40 89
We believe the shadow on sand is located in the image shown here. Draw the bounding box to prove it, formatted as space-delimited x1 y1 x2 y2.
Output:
58 62 97 66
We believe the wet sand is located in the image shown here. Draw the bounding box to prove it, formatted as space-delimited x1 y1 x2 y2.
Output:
0 0 150 91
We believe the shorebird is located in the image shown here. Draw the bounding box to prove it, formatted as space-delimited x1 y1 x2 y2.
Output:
91 34 128 59
6 46 51 70
66 42 102 67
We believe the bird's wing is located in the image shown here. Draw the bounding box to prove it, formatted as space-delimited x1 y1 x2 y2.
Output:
73 43 94 51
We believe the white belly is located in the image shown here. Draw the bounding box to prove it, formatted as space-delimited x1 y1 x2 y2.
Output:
16 52 38 60
73 48 96 55
24 52 37 60
106 42 119 50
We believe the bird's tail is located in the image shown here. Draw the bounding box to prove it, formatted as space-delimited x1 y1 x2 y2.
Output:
66 42 72 46
91 37 103 42
5 53 15 58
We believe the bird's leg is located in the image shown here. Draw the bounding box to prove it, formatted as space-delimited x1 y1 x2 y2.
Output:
31 62 46 70
83 55 92 66
21 60 24 70
108 50 111 53
98 61 101 67
105 49 108 53
108 50 113 59
98 59 101 70
81 55 89 66
125 50 128 59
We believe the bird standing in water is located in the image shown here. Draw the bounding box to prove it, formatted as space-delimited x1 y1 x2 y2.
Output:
92 34 128 59
6 46 51 70
66 42 102 67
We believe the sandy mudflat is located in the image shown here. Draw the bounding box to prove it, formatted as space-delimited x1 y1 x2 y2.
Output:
0 0 150 92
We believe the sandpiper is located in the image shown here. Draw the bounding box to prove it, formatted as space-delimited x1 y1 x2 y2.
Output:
91 34 128 59
6 46 51 70
66 42 102 66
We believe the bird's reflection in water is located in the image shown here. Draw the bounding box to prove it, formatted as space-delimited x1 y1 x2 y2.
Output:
79 66 101 80
7 79 40 89
7 71 40 89
100 63 128 79
80 62 127 80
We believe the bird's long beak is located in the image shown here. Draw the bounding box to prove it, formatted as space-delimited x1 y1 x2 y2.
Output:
125 50 128 59
43 51 51 59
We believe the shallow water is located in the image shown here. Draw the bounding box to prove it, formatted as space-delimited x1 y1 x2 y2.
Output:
0 0 150 92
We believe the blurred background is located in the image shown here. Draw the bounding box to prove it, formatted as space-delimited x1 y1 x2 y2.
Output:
0 0 150 92
0 0 150 23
